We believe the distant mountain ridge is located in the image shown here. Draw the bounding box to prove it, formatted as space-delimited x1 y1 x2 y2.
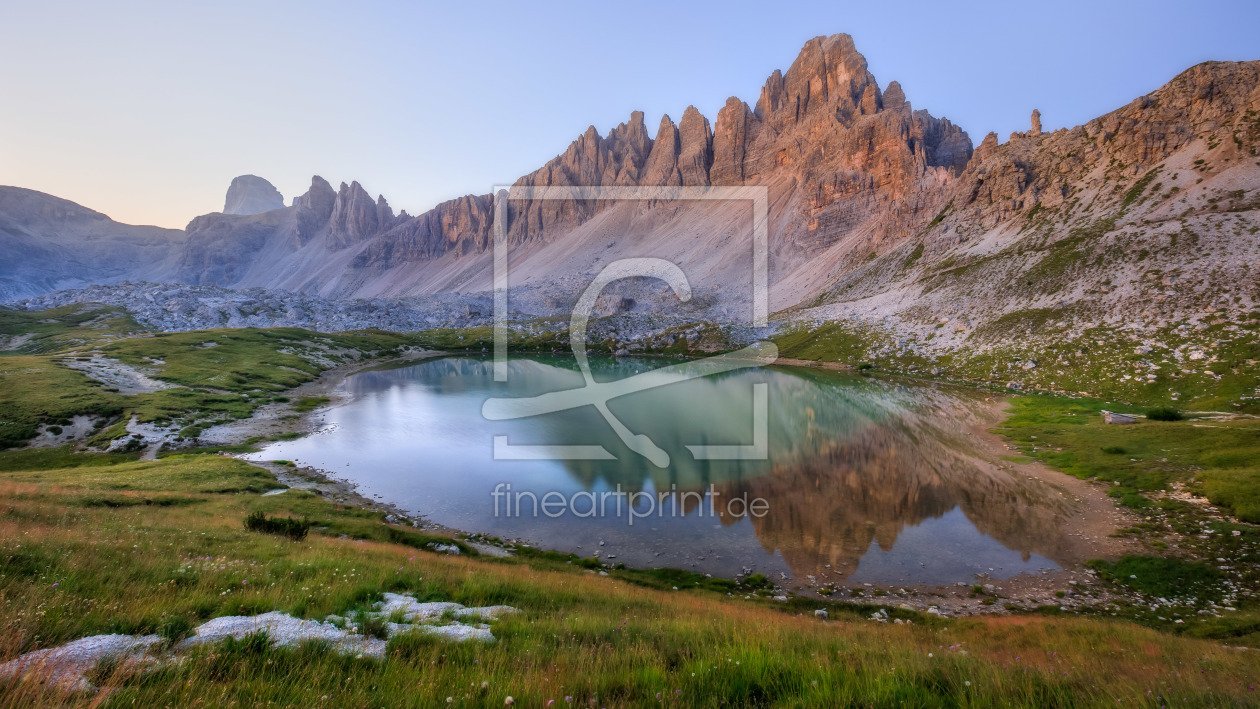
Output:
3 34 1258 337
164 34 977 305
0 186 185 301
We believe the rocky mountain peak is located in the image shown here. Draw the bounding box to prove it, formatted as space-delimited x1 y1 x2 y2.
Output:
328 181 385 250
772 33 878 126
711 97 759 185
223 175 284 215
882 81 907 112
294 176 337 245
676 106 714 186
607 111 653 185
295 176 336 209
376 195 394 224
642 113 682 187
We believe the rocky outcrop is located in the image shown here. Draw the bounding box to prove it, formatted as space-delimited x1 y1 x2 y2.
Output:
175 175 404 286
711 98 760 185
177 209 291 286
641 114 683 187
936 60 1260 235
677 106 714 186
223 175 284 215
882 81 906 112
328 181 394 250
294 176 337 246
354 194 494 266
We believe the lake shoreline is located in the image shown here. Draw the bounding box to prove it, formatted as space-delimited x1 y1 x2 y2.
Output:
218 350 1154 617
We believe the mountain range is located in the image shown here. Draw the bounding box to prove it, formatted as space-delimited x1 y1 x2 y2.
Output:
3 34 1258 345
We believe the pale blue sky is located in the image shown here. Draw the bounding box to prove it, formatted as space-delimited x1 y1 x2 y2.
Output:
2 0 1257 228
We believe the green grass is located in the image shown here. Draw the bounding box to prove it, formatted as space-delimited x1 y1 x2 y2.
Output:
0 453 282 495
2 451 1259 707
1087 556 1222 600
773 321 891 367
0 355 125 449
0 323 435 449
969 306 1085 343
101 328 391 394
926 199 953 229
1199 467 1260 523
995 395 1260 641
0 304 145 355
998 395 1260 521
902 242 925 269
0 446 142 472
776 312 1260 414
1120 166 1161 211
291 396 329 413
243 510 311 541
1022 230 1104 289
409 325 572 354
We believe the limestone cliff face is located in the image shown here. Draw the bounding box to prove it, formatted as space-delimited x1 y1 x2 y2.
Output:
641 114 683 187
178 209 291 286
939 60 1260 235
803 57 1260 360
677 106 715 186
293 176 337 246
711 97 760 186
353 33 972 270
353 194 495 266
328 181 395 250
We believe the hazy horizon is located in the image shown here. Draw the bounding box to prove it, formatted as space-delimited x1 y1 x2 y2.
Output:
2 0 1257 229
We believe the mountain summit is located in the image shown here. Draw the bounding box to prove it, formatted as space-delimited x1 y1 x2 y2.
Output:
223 175 284 216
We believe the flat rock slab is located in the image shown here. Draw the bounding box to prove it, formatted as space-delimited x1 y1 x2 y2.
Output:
0 633 163 691
377 593 520 623
0 595 519 693
177 611 388 659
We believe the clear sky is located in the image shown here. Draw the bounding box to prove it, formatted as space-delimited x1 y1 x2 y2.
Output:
2 0 1257 228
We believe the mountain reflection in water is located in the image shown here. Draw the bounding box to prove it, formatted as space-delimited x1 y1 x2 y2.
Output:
248 356 1072 585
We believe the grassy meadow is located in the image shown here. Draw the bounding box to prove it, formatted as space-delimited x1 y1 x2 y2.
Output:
0 304 427 449
994 395 1260 645
2 448 1260 707
1 305 1259 706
